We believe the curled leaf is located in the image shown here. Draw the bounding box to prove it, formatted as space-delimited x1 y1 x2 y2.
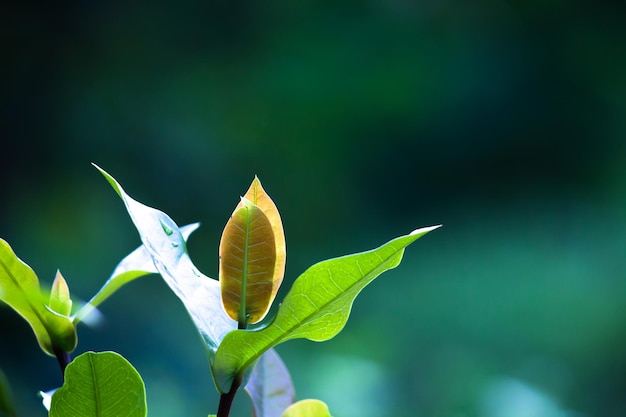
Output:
49 271 72 317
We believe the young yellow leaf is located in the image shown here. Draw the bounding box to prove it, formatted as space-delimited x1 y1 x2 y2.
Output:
219 198 277 325
238 176 286 305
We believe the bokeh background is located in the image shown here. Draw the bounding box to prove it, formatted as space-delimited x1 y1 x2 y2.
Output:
1 1 625 416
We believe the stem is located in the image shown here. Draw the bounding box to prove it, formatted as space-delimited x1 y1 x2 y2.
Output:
216 375 243 417
53 347 71 379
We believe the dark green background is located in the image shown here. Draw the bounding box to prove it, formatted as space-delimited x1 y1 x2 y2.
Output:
1 1 625 416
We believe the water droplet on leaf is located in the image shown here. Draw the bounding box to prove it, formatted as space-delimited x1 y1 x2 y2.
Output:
160 219 174 236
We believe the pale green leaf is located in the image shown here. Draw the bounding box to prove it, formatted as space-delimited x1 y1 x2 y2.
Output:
213 225 440 392
73 223 199 325
245 349 295 417
94 164 236 360
0 239 77 355
49 271 72 317
49 351 146 417
281 399 331 417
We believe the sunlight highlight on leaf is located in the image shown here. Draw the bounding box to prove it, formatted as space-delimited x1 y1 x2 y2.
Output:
94 164 236 362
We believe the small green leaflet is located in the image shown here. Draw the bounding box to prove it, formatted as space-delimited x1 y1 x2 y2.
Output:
213 225 440 392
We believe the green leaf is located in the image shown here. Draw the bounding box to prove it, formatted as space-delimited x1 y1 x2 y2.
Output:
281 399 331 417
0 239 77 356
213 225 440 392
73 223 200 325
0 368 17 417
244 349 295 417
50 351 146 417
93 164 236 359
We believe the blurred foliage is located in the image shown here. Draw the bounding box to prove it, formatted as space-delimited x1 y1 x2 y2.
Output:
1 0 625 416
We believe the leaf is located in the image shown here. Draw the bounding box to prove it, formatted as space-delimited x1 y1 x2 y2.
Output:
0 368 17 417
73 223 200 325
245 349 295 417
0 239 77 355
281 399 331 417
49 351 146 417
213 225 441 393
220 198 277 325
238 177 286 316
93 164 236 360
49 271 72 317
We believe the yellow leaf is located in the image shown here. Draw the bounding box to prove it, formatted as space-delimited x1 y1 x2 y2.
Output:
219 197 278 325
238 176 286 302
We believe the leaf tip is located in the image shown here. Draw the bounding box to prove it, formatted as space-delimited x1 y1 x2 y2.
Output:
92 163 123 198
410 224 442 236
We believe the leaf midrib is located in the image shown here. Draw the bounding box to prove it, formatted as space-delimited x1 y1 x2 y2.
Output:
239 206 252 327
88 353 102 417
